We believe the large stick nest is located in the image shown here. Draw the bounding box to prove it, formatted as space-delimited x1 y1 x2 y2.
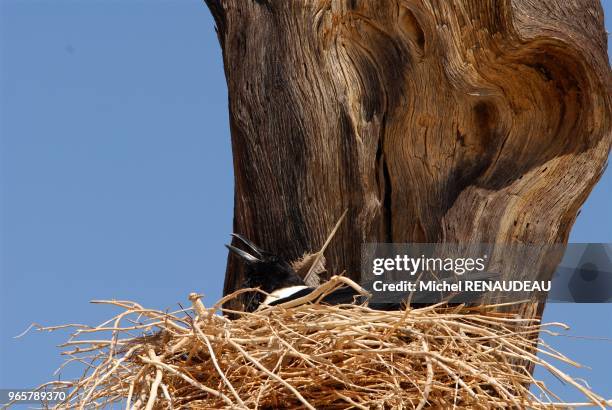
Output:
27 277 609 409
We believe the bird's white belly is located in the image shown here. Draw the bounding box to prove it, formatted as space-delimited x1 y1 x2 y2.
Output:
263 285 309 305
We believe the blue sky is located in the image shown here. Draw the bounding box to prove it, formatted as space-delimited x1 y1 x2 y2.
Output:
0 0 610 404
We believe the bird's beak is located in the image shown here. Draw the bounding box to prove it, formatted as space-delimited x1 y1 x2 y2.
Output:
230 233 265 259
225 244 261 264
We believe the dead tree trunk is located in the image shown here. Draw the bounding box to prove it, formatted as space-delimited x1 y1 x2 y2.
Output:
205 0 611 321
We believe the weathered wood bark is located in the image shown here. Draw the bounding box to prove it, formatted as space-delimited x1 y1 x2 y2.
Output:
205 0 611 323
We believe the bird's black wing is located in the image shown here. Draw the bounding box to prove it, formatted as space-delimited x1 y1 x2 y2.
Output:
319 286 369 305
268 271 499 309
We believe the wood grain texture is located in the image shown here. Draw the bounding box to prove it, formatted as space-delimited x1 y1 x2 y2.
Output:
204 0 611 316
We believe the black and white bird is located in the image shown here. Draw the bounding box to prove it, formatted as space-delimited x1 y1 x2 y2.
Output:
226 234 496 312
226 234 369 312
